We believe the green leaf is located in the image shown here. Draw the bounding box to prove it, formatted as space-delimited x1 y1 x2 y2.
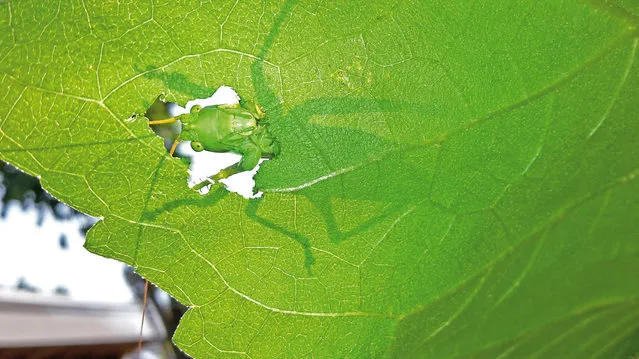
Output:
1 1 638 358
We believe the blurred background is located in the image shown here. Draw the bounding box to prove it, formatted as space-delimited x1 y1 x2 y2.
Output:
0 159 189 359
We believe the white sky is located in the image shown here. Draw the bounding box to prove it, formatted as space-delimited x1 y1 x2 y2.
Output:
0 202 134 303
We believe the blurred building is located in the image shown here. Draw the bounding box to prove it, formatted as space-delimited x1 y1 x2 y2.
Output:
0 289 167 359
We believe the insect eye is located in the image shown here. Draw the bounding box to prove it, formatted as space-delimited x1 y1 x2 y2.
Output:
190 105 202 114
191 141 204 152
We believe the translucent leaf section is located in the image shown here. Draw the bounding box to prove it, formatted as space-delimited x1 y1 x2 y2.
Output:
1 1 638 358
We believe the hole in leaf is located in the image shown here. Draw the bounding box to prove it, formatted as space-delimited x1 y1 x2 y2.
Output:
146 86 272 199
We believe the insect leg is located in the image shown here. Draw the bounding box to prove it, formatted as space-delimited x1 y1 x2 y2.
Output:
192 146 262 191
169 136 180 156
191 164 242 191
147 117 177 125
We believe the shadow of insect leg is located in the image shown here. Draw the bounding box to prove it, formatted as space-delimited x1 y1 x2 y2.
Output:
246 198 316 275
302 189 411 244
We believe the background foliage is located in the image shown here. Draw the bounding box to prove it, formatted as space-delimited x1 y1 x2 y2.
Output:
1 0 638 358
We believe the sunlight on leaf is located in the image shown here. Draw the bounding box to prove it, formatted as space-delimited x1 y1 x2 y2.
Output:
1 0 638 358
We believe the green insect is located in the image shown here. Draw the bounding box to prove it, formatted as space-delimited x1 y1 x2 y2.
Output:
145 94 280 189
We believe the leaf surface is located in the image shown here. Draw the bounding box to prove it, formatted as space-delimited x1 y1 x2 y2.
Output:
1 1 638 358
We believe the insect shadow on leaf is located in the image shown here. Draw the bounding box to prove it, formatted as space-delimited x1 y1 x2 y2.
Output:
245 192 413 276
141 186 228 222
246 198 316 275
244 0 429 250
139 0 427 274
135 64 212 100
